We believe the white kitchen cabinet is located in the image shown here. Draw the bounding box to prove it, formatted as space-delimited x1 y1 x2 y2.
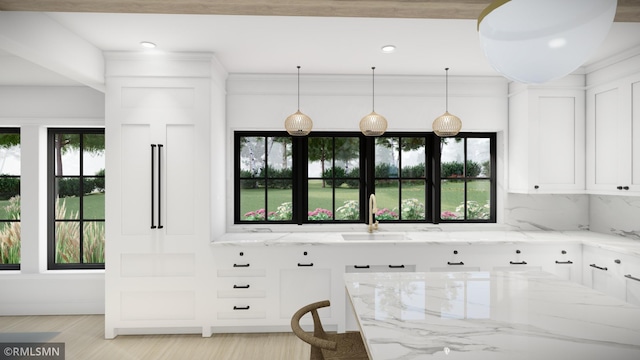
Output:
210 246 341 333
624 258 640 306
582 246 626 301
508 81 585 194
213 249 270 329
446 243 583 283
105 53 214 338
582 247 640 306
278 247 333 325
586 74 640 194
207 236 640 333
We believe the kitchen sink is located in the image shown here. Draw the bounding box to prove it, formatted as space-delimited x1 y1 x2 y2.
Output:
341 233 412 241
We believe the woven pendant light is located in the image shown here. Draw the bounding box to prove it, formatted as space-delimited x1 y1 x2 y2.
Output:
359 67 387 136
432 67 462 137
284 66 313 136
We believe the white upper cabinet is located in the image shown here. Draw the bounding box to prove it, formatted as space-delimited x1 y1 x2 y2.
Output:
586 73 640 195
508 78 586 194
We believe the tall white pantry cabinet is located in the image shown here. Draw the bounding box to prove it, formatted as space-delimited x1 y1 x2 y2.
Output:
104 52 221 338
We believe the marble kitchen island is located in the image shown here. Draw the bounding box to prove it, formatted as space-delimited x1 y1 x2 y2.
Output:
344 271 640 360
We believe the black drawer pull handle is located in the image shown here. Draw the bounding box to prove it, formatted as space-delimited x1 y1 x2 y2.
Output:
447 261 465 266
233 306 250 310
388 265 405 269
354 265 370 269
510 261 527 265
625 274 640 282
555 260 573 264
590 264 608 271
233 263 250 268
233 284 250 289
298 263 314 267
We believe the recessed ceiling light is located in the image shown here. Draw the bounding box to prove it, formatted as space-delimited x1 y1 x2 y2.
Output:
140 41 157 49
381 45 396 53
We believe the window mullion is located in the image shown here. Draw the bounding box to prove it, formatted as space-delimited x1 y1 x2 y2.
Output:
431 135 441 223
79 134 84 264
293 136 308 224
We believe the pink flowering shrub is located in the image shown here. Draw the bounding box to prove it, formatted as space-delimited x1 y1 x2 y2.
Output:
375 208 398 220
308 208 333 220
440 211 458 220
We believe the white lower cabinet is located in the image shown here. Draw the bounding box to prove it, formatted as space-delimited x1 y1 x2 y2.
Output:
583 245 640 305
209 240 637 333
625 263 640 306
582 246 626 301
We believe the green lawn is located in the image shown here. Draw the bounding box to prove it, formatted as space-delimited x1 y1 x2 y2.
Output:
58 192 105 219
240 180 490 218
0 193 105 220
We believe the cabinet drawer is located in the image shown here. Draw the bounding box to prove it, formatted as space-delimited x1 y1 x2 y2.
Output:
346 264 416 272
217 268 266 277
214 249 268 270
216 277 267 299
216 299 267 320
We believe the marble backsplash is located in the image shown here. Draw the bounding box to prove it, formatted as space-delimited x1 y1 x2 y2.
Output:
504 193 589 231
504 193 640 241
589 195 640 240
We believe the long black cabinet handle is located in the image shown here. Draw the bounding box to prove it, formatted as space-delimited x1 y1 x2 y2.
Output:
150 145 156 229
555 260 574 264
354 265 370 269
157 144 164 229
625 274 640 282
510 261 528 265
233 306 250 310
448 261 465 266
233 263 250 267
388 265 405 269
233 284 250 289
590 264 608 271
298 263 314 267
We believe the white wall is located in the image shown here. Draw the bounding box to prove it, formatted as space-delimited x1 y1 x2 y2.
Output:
0 86 105 315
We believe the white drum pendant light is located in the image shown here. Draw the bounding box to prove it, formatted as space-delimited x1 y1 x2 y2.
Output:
359 67 388 136
284 66 313 136
432 68 462 137
478 0 617 84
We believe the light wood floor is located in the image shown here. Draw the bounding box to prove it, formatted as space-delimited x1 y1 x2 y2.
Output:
0 315 310 360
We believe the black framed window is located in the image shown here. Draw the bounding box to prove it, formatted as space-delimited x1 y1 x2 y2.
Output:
48 129 105 270
236 135 294 222
371 136 431 221
436 134 496 222
0 128 20 270
235 131 495 225
307 136 362 222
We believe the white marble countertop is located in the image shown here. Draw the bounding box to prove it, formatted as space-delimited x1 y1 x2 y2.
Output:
344 271 640 360
212 230 640 257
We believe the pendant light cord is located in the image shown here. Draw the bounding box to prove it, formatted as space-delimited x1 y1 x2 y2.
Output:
296 65 301 111
445 67 449 112
372 66 376 112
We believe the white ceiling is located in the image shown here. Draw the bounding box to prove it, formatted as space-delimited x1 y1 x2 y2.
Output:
2 12 640 87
